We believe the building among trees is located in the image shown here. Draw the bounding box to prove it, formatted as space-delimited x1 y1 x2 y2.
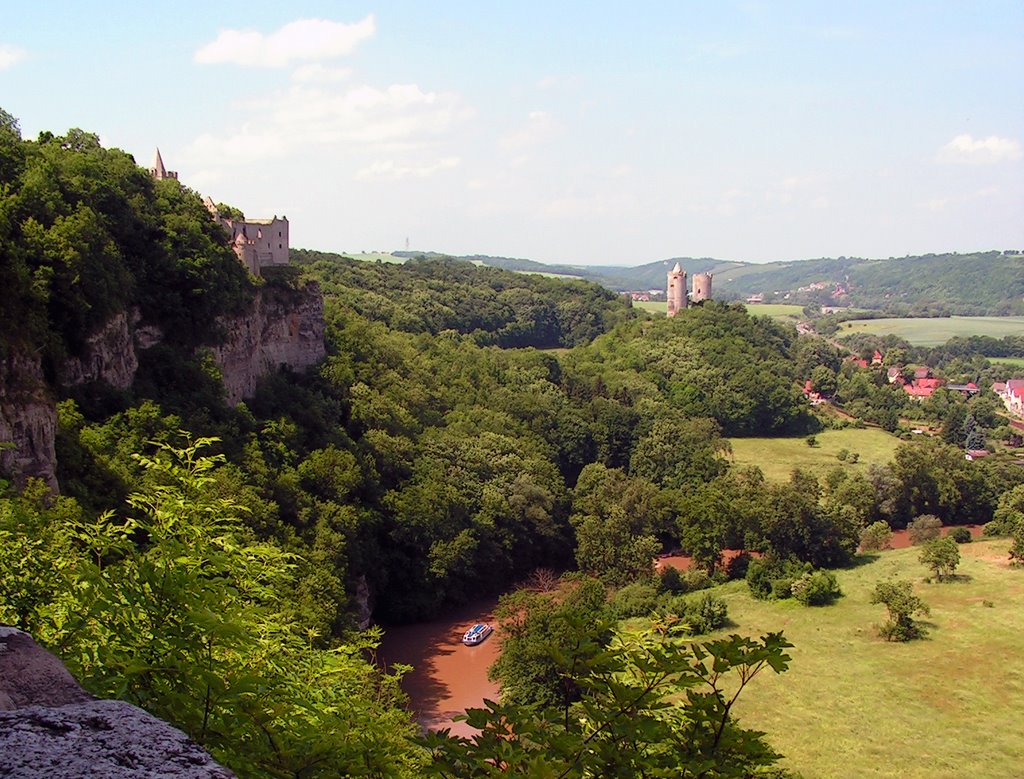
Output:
149 149 289 276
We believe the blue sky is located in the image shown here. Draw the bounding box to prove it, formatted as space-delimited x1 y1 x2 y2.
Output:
2 1 1022 265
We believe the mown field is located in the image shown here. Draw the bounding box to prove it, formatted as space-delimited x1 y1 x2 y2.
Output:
728 428 899 482
743 303 806 322
344 252 407 264
712 539 1023 778
988 356 1024 369
836 316 1024 346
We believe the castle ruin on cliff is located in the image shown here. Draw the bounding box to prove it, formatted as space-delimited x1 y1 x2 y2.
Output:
150 149 289 277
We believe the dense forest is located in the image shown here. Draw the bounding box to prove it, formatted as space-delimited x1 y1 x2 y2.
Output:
4 115 1024 776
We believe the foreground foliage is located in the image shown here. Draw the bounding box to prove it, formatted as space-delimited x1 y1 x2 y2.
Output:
0 440 423 778
425 625 793 778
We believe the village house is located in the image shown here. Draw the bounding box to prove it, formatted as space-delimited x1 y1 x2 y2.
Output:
994 379 1024 417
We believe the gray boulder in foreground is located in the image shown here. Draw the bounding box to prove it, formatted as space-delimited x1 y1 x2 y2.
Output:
0 626 233 778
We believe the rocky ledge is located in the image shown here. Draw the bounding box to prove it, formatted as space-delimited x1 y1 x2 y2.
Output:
0 626 233 778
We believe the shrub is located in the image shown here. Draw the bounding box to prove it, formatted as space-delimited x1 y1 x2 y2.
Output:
681 592 729 634
609 582 660 619
680 568 712 593
984 511 1023 538
836 449 849 461
791 570 842 606
860 521 893 552
848 452 860 463
657 565 684 595
745 556 810 600
871 579 930 641
948 526 972 544
908 514 942 545
772 578 797 600
1010 524 1024 566
725 551 752 581
806 435 818 447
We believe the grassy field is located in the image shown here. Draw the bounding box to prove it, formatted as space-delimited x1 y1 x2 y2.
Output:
837 316 1024 346
344 252 407 264
728 428 899 482
711 539 1023 778
743 303 806 322
988 356 1024 369
634 300 667 315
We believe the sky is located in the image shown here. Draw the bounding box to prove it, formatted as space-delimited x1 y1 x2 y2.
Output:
2 1 1022 266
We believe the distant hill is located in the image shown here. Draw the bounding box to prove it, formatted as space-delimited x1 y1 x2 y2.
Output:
390 250 1024 316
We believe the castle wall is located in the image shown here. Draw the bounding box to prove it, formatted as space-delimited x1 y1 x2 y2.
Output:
225 216 289 276
667 268 687 317
692 273 713 303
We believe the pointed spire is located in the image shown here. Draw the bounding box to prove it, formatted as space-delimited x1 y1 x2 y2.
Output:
152 148 166 177
671 262 682 273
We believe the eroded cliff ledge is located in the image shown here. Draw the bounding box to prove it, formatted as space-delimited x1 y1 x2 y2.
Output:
0 284 325 490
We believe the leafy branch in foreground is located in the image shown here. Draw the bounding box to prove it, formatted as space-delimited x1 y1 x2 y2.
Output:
423 624 793 778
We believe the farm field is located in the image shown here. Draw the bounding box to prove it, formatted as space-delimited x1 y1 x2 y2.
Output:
988 356 1024 369
343 252 407 264
728 428 899 482
743 303 806 321
713 539 1024 778
836 316 1024 346
634 300 667 315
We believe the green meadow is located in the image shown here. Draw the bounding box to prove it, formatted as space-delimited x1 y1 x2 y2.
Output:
711 539 1023 778
837 316 1024 346
742 303 807 322
343 252 407 264
988 356 1024 370
728 428 899 482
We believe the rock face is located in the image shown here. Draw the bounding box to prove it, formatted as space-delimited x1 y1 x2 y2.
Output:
58 310 141 390
0 285 325 489
210 284 326 405
0 354 58 491
0 626 234 778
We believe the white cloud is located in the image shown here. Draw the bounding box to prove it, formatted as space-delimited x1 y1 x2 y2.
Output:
195 16 375 68
939 134 1022 164
0 44 27 70
184 81 473 167
354 157 461 181
499 111 560 151
291 64 352 83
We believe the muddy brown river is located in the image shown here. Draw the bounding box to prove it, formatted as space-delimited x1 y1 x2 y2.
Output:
377 595 501 737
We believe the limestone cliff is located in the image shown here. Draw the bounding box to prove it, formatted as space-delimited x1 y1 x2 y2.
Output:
0 284 325 489
0 626 234 778
0 353 58 491
210 283 326 406
58 310 140 390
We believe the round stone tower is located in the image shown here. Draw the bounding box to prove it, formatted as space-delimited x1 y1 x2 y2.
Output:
667 262 687 317
691 272 713 303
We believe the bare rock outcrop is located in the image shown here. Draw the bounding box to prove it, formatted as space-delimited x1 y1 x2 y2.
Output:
0 626 233 778
58 310 140 390
0 353 58 491
210 284 326 405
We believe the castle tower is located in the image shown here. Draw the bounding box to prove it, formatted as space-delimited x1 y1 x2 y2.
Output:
149 148 178 181
692 272 713 303
667 262 687 317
